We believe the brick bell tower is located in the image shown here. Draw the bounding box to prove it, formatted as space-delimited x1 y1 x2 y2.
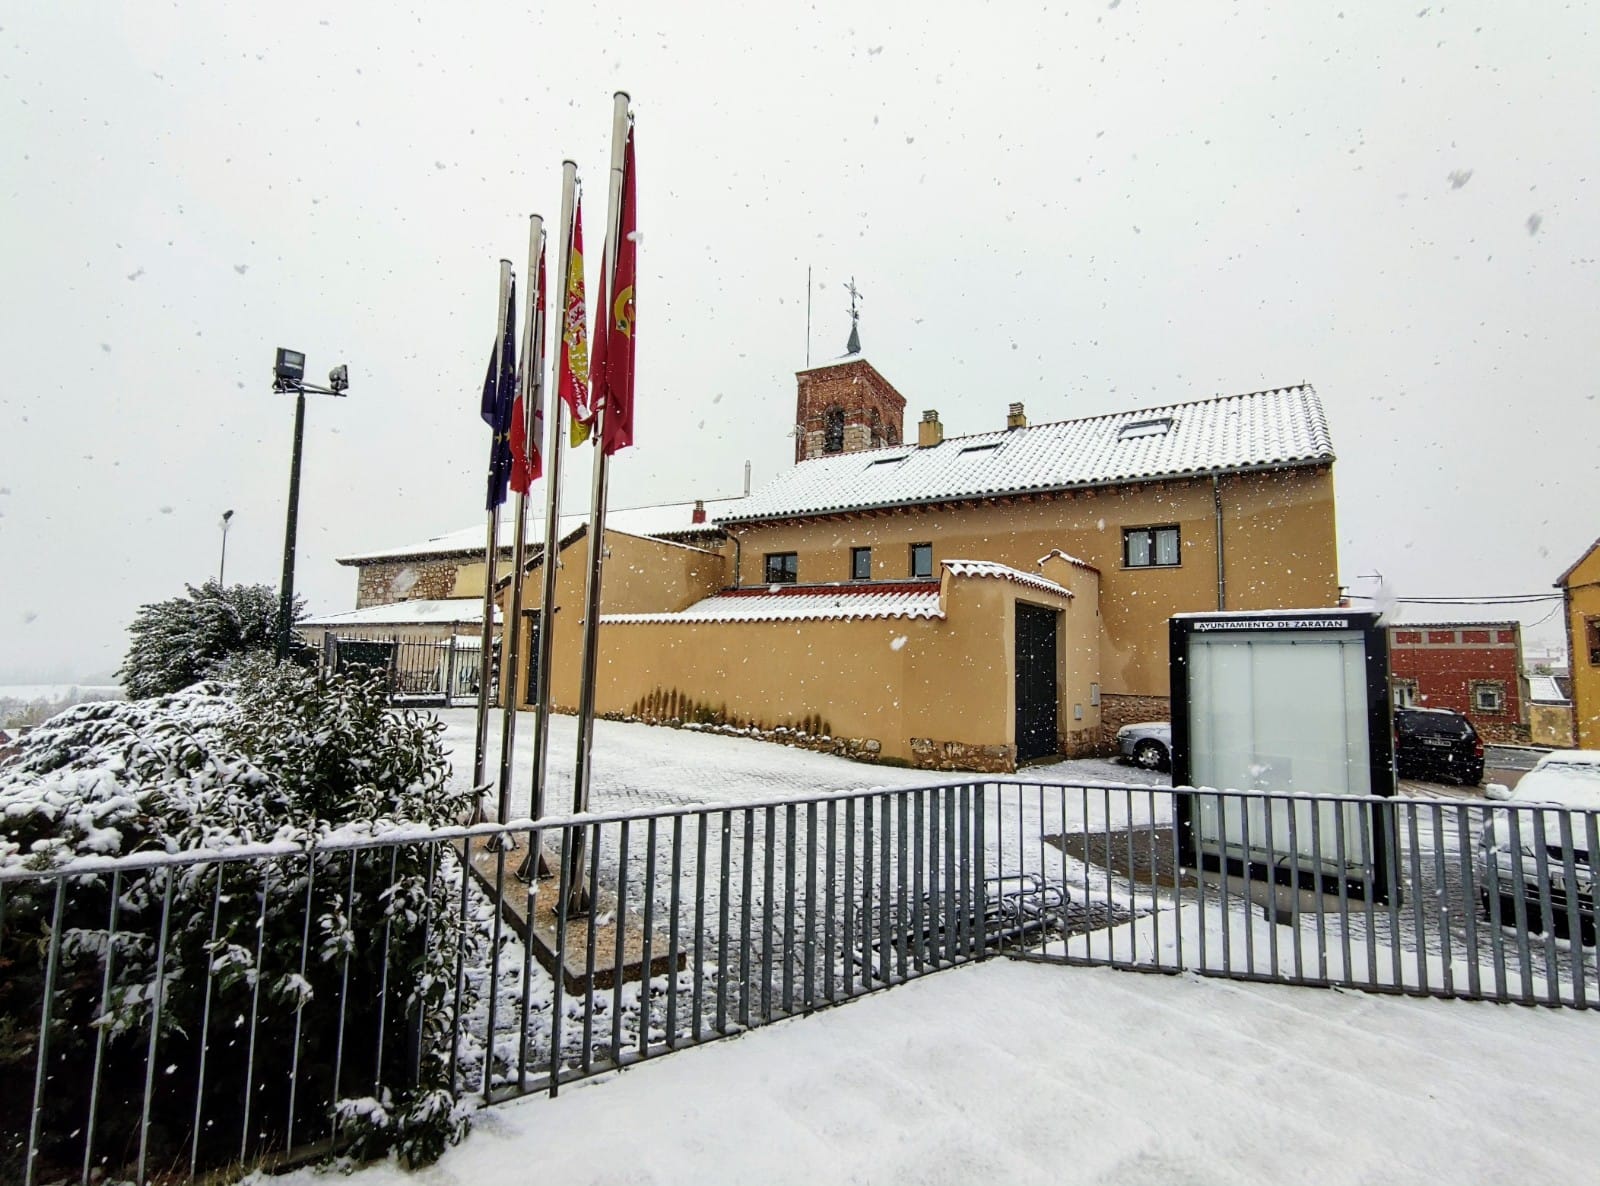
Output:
793 280 907 462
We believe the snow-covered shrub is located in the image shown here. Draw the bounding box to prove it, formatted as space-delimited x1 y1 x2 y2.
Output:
0 663 475 1181
116 580 311 699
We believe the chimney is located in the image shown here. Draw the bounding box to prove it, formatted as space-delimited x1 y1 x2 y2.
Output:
1007 402 1027 430
692 499 707 524
918 409 944 448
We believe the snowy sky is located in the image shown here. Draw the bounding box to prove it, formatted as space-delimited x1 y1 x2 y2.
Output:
2 1 1594 681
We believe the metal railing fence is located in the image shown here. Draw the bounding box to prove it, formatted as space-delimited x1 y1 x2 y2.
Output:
325 635 494 706
7 777 1595 1183
1 780 994 1185
998 782 1600 1009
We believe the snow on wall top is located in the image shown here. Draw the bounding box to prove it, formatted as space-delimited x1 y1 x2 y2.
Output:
942 560 1072 599
338 495 747 564
603 582 944 626
718 385 1332 524
300 598 500 627
1036 548 1099 573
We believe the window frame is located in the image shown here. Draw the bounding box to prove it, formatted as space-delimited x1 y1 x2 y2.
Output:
910 542 933 580
1123 524 1181 569
851 546 872 581
764 552 798 584
1470 680 1506 714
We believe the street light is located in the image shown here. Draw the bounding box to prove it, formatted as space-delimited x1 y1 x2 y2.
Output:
218 509 234 586
272 349 350 661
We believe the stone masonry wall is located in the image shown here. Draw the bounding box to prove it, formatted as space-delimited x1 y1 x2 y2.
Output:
910 738 1016 774
356 559 464 608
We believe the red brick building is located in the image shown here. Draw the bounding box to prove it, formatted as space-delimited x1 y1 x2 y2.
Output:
1387 621 1528 743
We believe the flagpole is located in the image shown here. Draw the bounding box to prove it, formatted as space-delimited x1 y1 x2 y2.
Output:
518 160 580 884
471 258 515 812
567 91 631 916
494 217 545 841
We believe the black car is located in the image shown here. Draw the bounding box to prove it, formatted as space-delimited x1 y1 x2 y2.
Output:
1393 707 1484 785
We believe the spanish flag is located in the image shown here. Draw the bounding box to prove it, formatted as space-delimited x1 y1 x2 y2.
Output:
558 196 593 446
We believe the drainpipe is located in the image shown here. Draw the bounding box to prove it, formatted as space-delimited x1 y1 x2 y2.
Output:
732 532 742 589
1212 475 1227 611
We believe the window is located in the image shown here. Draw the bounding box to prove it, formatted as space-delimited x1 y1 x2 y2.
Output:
1471 681 1506 714
958 442 1002 456
851 547 872 581
823 407 845 454
1588 617 1600 666
1392 678 1418 708
1124 525 1180 568
764 552 798 584
910 542 933 579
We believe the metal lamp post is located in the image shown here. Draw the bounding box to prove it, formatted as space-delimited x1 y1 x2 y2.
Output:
272 348 349 661
218 509 234 585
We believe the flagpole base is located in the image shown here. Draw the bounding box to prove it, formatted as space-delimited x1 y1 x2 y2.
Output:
514 845 554 882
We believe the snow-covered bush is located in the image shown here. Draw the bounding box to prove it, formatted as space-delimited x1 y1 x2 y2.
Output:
116 580 311 699
0 662 475 1180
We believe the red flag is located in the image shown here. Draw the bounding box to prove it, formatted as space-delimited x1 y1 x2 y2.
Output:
596 123 637 456
508 242 546 494
558 197 593 446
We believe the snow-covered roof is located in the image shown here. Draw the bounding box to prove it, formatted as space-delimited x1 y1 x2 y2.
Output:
603 582 945 626
1528 675 1569 704
299 599 500 628
943 560 1072 600
718 386 1333 524
338 496 745 564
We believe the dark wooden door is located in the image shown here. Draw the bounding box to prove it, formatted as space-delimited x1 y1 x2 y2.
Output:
1014 604 1059 763
523 614 541 705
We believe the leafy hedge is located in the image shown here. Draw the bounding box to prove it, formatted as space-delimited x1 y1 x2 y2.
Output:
117 581 312 700
0 659 476 1181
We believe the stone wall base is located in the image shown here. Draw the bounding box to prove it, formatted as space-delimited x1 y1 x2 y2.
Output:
910 738 1016 774
597 706 888 764
1060 726 1100 758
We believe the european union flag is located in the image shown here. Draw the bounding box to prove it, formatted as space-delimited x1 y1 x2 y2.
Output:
481 274 517 510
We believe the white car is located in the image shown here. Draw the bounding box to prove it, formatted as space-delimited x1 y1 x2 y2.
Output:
1116 721 1171 772
1476 750 1600 939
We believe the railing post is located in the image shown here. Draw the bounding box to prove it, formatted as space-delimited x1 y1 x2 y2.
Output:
973 782 987 958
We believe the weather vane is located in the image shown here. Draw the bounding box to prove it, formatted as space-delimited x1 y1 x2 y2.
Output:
844 276 863 354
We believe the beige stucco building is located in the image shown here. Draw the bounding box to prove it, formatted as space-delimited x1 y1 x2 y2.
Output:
1557 538 1600 749
497 359 1341 772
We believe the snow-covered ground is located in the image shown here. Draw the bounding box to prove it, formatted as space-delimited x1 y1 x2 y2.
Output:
436 707 1172 1095
269 957 1600 1186
438 708 1593 1089
435 707 1166 815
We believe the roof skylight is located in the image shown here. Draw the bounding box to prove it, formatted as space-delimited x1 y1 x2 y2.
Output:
1117 417 1174 441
